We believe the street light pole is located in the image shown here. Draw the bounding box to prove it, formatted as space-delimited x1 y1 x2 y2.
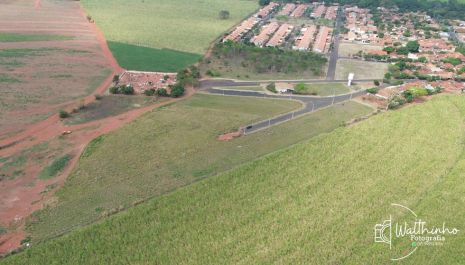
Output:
332 86 336 105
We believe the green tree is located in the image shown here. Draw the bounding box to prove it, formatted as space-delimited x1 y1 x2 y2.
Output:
59 110 70 119
406 41 420 53
157 88 168 97
121 85 134 95
144 89 155 96
383 46 395 54
109 86 120 94
170 84 185 98
259 0 270 6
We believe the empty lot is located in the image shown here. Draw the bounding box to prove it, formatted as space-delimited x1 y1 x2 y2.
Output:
335 59 388 80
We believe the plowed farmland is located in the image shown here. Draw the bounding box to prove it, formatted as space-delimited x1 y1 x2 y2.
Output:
0 0 114 139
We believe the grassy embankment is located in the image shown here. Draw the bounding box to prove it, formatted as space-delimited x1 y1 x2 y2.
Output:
21 94 372 243
2 95 465 264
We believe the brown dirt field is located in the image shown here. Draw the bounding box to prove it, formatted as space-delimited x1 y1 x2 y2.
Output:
0 0 142 255
0 0 122 139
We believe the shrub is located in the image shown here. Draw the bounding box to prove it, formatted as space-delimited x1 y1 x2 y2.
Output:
219 10 230 20
170 84 185 98
157 88 169 97
442 57 462 66
294 83 306 94
112 75 120 83
406 41 420 53
206 70 221 77
388 95 406 109
144 89 156 96
121 85 134 95
403 90 415 102
109 86 120 94
367 87 379 94
411 87 428 97
59 110 70 119
266 83 277 93
374 80 380 86
95 94 103 100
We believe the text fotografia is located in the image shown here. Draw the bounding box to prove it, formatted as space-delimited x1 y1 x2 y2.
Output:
374 204 460 261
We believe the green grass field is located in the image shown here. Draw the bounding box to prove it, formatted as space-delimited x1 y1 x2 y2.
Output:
3 95 465 264
81 0 258 71
20 94 372 243
107 42 201 72
338 42 383 57
335 59 389 80
294 83 351 96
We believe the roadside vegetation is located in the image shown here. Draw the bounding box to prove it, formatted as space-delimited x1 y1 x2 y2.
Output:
21 94 372 243
201 41 327 80
293 83 351 96
3 95 465 264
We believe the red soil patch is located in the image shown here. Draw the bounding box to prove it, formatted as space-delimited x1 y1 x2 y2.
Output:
0 0 122 138
217 129 244 141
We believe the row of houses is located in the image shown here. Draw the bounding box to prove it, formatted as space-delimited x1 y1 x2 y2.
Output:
223 2 336 54
313 26 332 53
267 23 294 47
325 6 338 20
311 4 326 18
223 17 258 42
278 3 296 16
293 25 317 51
223 2 280 42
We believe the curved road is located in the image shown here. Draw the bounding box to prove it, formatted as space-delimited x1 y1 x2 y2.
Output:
204 87 367 134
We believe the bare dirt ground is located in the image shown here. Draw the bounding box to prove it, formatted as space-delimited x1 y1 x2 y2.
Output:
0 0 122 138
0 0 191 255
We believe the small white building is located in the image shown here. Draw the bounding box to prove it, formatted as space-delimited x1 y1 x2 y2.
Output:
348 73 355 86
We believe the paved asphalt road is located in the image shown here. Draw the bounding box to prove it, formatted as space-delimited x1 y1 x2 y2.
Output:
326 7 343 81
199 78 377 89
204 87 367 134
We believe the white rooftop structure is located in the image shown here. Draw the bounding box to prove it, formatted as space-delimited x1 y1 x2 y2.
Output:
348 73 355 86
